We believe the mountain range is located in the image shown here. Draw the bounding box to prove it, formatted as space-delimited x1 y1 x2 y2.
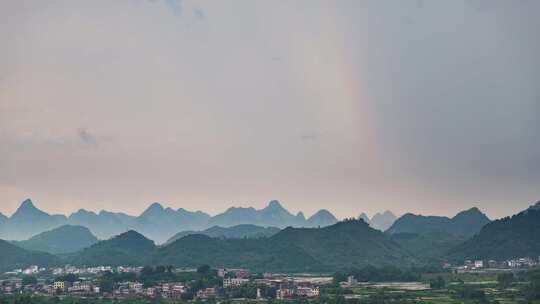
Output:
358 211 398 231
448 201 540 261
0 200 68 241
3 201 540 272
0 199 338 243
66 219 415 272
387 207 491 259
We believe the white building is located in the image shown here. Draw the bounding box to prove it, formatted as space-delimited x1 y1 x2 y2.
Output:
296 286 320 298
223 278 249 288
23 265 39 275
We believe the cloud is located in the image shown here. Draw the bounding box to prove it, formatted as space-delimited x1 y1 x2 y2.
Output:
0 0 539 219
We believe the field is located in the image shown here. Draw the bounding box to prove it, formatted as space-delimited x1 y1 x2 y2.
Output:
320 270 540 304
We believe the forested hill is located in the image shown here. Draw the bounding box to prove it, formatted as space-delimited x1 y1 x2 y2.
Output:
64 220 415 272
448 207 540 260
387 207 490 237
13 225 98 254
0 239 59 272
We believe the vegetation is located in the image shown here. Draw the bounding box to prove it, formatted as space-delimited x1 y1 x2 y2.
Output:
449 208 540 260
12 225 98 254
21 276 38 286
387 207 490 237
59 220 415 272
67 231 156 266
497 272 514 288
390 231 467 259
334 265 443 283
164 225 281 245
0 239 59 272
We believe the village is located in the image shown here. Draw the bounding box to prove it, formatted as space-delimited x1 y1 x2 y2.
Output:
0 265 326 301
2 257 540 302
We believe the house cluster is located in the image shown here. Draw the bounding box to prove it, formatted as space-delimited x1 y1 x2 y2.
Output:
216 268 250 289
4 265 46 276
113 281 188 300
3 265 143 277
0 279 100 296
0 280 23 294
51 265 141 275
276 281 320 300
217 268 250 279
253 277 320 300
339 275 358 288
1 265 324 301
55 280 101 295
455 257 540 272
110 282 232 301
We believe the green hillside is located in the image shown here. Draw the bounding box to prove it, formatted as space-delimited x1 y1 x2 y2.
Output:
68 230 156 266
0 239 59 272
65 220 414 272
448 208 540 260
13 225 98 254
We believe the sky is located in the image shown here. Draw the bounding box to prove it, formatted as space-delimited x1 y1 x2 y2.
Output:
1 0 539 220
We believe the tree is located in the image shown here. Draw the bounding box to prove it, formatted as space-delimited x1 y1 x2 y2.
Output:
197 265 211 276
22 275 37 286
497 272 514 289
454 285 486 301
524 272 540 300
430 276 445 289
54 273 78 283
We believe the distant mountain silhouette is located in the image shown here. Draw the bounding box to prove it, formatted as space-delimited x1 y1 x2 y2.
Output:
68 209 135 240
208 200 307 228
132 203 210 243
165 224 281 245
448 203 540 260
0 199 67 240
371 211 398 231
358 213 371 225
387 207 490 259
13 225 98 254
357 211 397 231
0 239 59 272
305 209 338 227
1 199 339 243
0 213 7 229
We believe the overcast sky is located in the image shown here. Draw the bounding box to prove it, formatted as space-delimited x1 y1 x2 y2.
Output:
1 0 539 219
